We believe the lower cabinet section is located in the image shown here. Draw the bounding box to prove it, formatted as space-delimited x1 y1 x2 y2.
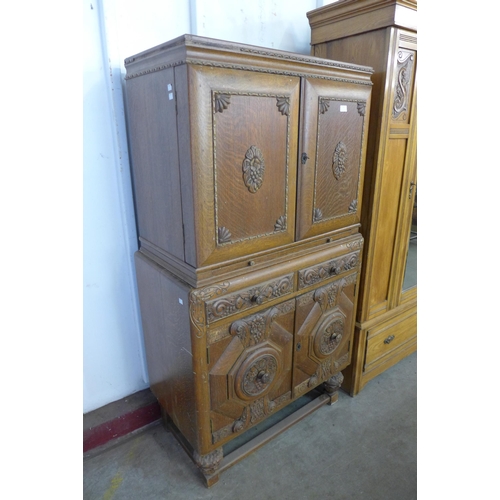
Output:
342 303 417 395
134 235 362 486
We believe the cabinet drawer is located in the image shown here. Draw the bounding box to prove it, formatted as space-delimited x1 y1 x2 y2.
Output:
365 312 416 367
204 273 295 324
298 250 360 290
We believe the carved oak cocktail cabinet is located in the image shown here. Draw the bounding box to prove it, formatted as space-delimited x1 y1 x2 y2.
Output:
124 35 372 486
308 0 417 395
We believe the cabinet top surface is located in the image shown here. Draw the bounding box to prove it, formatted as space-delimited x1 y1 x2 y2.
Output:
124 34 374 79
307 0 417 30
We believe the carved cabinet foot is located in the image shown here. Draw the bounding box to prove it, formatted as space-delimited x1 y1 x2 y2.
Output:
324 371 344 405
194 447 223 486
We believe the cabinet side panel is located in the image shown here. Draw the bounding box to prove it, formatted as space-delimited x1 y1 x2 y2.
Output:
125 68 185 261
134 252 199 449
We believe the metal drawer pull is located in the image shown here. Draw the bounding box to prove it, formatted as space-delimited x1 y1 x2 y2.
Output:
384 335 395 345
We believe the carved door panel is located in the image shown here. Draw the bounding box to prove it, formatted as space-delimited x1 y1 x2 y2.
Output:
208 300 295 447
188 65 300 267
292 272 358 397
296 78 370 240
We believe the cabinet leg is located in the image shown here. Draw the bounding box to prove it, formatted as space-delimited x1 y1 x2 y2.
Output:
194 447 223 486
324 371 344 405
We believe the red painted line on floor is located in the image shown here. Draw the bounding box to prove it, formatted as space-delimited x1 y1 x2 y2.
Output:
83 402 161 453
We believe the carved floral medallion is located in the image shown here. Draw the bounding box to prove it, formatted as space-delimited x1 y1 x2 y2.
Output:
333 141 347 180
241 354 278 397
242 145 265 193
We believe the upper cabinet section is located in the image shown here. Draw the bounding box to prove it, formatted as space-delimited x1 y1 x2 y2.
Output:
124 35 372 272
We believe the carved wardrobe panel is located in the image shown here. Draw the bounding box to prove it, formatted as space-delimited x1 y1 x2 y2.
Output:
308 0 417 396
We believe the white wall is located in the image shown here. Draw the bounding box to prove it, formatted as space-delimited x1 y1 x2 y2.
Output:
83 0 337 413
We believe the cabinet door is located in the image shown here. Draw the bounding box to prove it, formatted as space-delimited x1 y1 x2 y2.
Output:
293 272 357 397
207 301 295 447
187 65 300 267
296 78 370 240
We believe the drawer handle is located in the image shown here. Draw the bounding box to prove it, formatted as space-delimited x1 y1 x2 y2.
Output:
384 335 395 345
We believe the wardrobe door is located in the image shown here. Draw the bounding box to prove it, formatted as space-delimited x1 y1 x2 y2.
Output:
187 65 300 267
296 77 370 240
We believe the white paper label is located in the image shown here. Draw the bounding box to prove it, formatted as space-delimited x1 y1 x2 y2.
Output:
169 92 174 100
167 84 172 91
178 298 183 305
340 105 347 112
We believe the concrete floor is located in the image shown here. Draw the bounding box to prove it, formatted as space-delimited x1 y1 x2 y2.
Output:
83 352 417 500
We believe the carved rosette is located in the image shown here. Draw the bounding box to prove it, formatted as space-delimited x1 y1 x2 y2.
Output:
317 318 344 356
319 98 330 114
242 354 278 397
242 145 265 193
217 226 231 244
349 199 358 213
393 50 415 121
193 448 223 476
313 208 323 222
333 141 347 180
276 97 290 116
274 215 287 232
357 101 366 116
214 93 231 113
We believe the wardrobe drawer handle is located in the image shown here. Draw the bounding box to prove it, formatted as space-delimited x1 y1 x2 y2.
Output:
384 335 395 345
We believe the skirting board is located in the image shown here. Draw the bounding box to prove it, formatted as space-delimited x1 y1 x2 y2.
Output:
83 389 161 454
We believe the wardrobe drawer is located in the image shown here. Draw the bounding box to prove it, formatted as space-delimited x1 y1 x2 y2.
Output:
365 312 417 368
298 250 360 290
204 273 295 324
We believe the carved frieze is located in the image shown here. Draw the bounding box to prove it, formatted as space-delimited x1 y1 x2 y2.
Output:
242 145 265 193
205 274 294 324
298 251 360 289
